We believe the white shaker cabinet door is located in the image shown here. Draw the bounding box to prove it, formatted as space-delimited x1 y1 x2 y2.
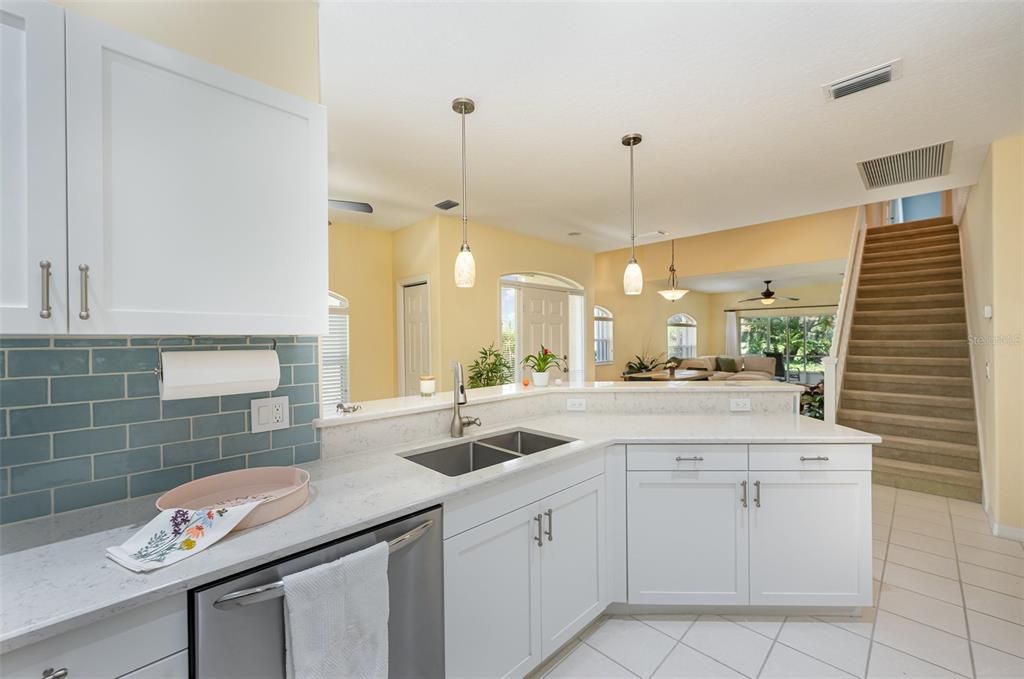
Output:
748 471 872 607
444 503 543 679
0 1 68 334
64 11 327 335
540 476 605 657
627 471 750 605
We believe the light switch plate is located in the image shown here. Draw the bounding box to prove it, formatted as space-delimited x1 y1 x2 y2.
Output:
566 398 587 412
730 398 752 412
251 396 289 433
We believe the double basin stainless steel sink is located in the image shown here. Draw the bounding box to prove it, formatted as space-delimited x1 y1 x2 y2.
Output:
403 429 574 477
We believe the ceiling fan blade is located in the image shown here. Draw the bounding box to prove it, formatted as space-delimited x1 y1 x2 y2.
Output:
328 199 374 214
780 296 801 301
736 297 762 303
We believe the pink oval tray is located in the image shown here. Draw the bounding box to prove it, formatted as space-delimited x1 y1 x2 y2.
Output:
156 466 309 532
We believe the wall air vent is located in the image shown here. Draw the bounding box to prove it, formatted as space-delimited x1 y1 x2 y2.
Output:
434 199 459 210
857 140 953 190
824 59 901 100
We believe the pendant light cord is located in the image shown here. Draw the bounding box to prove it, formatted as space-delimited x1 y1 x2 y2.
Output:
461 109 468 247
629 143 636 260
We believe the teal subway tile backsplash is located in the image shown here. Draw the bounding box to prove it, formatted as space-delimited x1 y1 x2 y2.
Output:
0 336 321 524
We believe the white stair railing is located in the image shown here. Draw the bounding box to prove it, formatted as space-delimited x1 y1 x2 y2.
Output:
824 206 868 424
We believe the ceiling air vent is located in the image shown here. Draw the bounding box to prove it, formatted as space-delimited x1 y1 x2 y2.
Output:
434 199 459 210
857 140 953 190
824 59 901 100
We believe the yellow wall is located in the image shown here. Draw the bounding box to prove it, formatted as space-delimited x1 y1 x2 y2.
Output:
328 221 396 401
53 0 321 102
594 209 855 378
961 136 1024 532
392 218 444 390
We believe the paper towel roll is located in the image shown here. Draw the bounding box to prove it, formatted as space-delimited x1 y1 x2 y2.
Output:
159 350 281 401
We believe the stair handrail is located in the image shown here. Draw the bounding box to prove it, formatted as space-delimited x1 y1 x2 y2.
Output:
824 205 868 424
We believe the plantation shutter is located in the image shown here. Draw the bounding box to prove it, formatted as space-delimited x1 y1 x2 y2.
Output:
322 294 350 406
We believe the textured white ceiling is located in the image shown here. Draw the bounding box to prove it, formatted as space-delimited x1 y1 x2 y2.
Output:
318 2 1023 252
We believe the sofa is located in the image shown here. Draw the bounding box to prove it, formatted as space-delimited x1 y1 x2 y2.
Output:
677 355 777 381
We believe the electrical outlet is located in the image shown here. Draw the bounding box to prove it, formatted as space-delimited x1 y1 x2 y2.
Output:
251 396 289 433
730 398 752 412
566 398 587 412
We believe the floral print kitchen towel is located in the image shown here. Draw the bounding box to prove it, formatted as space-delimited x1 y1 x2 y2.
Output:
106 502 261 572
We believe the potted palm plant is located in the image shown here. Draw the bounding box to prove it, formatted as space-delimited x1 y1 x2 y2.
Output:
521 345 564 387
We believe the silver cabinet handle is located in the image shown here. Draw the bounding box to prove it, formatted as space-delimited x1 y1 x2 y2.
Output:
754 480 761 508
544 508 553 542
675 456 704 462
740 480 748 508
77 264 90 320
800 456 830 462
42 669 68 679
39 260 52 319
534 513 544 547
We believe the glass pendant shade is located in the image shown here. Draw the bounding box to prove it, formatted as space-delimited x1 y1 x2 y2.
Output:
623 258 643 295
658 288 689 301
454 245 476 288
761 297 775 305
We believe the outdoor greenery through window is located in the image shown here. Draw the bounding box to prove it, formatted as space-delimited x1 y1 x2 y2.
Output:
594 306 613 364
740 313 835 384
666 313 697 360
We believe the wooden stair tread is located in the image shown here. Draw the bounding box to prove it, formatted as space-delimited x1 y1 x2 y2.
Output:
845 356 970 367
863 238 959 255
857 280 964 296
866 216 955 233
844 371 971 385
873 433 979 457
873 458 981 486
841 389 974 408
860 253 962 270
866 225 958 244
858 266 963 281
855 292 964 308
839 408 977 433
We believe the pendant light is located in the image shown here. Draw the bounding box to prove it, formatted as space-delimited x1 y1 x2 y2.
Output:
452 97 476 288
622 133 643 295
657 239 689 301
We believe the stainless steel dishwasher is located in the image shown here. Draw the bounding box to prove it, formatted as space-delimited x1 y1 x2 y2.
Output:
190 505 444 678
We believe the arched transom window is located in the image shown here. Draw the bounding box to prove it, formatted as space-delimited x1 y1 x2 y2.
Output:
666 313 697 360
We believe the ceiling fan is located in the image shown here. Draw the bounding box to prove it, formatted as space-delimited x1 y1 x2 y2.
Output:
737 280 800 306
328 199 373 214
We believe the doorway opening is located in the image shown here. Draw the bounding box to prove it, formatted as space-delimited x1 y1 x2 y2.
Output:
397 277 431 396
500 273 585 383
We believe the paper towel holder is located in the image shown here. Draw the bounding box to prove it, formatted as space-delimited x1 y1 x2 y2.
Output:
153 337 278 379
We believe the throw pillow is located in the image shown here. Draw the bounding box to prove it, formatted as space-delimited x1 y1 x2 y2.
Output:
716 357 738 372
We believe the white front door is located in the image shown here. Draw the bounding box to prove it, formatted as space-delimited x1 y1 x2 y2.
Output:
401 282 430 395
0 1 68 334
627 471 750 605
748 471 872 606
444 503 543 679
520 286 569 381
540 476 606 657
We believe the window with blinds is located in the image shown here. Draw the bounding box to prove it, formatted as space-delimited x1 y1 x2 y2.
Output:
667 312 697 360
322 293 350 407
594 305 614 364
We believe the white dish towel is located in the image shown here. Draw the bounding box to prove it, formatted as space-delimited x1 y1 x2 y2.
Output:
283 541 390 679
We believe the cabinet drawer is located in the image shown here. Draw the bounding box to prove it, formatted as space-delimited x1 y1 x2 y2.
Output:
627 444 747 471
1 595 187 679
749 444 871 471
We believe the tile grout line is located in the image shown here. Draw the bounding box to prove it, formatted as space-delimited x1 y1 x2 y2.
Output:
753 615 786 679
948 494 979 679
578 638 642 678
864 486 898 678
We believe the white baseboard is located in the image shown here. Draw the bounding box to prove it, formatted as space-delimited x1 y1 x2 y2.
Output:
987 513 1024 541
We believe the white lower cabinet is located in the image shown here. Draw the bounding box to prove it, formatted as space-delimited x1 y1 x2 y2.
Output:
628 471 749 604
119 650 188 678
625 444 872 608
445 476 605 679
749 470 872 606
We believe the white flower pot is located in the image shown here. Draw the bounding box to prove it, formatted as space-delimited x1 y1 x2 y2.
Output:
531 371 550 387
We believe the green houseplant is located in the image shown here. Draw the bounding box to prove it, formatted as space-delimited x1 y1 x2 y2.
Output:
521 345 565 387
623 351 667 375
467 344 514 388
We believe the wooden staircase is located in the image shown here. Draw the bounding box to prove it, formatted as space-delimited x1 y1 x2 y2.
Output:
837 216 982 501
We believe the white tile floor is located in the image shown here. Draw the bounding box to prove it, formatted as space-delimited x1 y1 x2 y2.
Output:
532 486 1024 679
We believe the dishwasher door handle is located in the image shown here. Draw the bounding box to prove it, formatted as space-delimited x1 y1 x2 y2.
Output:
213 519 434 610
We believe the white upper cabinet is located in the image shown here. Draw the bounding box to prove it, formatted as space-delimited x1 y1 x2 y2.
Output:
65 11 327 336
0 1 68 334
1 6 327 335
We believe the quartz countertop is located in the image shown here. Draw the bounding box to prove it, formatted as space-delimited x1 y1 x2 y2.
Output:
315 380 804 426
0 412 877 653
